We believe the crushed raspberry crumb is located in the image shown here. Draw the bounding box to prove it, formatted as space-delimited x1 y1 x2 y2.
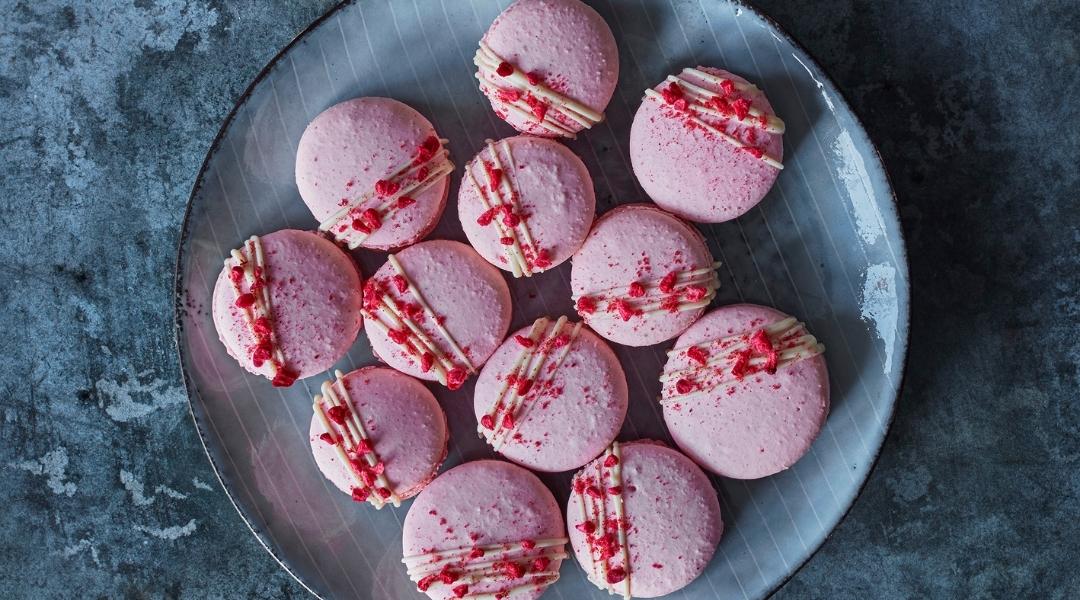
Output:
497 87 521 103
496 61 513 76
606 566 627 584
759 113 769 127
271 367 297 388
514 335 535 348
327 405 349 424
516 378 533 396
374 179 400 197
414 136 440 164
550 334 570 348
229 265 245 284
732 97 751 120
731 349 752 379
763 350 779 374
355 438 372 453
499 236 514 245
684 285 707 301
469 547 485 559
576 295 597 314
416 574 438 592
586 485 603 499
351 487 369 502
742 146 765 159
532 248 552 269
452 584 469 598
661 82 684 105
661 295 681 313
234 293 255 308
576 521 596 534
251 343 271 368
446 367 467 390
686 346 708 365
720 79 736 96
480 414 495 430
252 316 272 339
351 218 371 234
319 432 335 445
675 379 694 394
483 161 502 186
502 211 521 227
362 281 382 311
525 71 541 86
376 487 391 499
533 556 551 572
396 195 416 209
521 539 536 550
628 282 645 298
524 94 548 121
609 299 637 322
360 208 381 231
604 454 619 468
387 328 409 344
476 206 497 226
419 352 434 373
749 329 774 353
416 166 429 181
502 413 515 429
392 275 408 293
659 271 678 293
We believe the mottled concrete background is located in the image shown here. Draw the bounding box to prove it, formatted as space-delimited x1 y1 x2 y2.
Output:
0 0 1076 598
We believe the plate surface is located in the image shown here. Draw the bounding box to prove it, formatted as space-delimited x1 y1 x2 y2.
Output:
174 1 909 598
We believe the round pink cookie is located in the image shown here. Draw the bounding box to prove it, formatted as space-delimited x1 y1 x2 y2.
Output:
570 204 717 346
459 136 595 275
567 440 722 598
661 304 830 479
477 0 618 138
295 97 451 250
473 317 627 472
402 460 567 600
362 240 512 390
211 229 363 385
630 67 784 223
308 367 447 501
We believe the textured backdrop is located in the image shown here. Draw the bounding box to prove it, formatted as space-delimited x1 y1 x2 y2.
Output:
0 0 1077 598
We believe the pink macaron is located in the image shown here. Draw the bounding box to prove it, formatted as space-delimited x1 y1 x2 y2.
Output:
296 97 453 250
570 204 719 347
630 66 785 223
567 440 723 598
402 460 568 600
362 240 512 390
475 0 618 138
660 304 829 479
458 136 595 277
473 316 627 472
211 229 363 386
308 367 448 507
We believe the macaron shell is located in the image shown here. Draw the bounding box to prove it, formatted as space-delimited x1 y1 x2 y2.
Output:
211 229 363 382
566 441 723 598
473 322 627 472
571 204 713 346
459 136 596 273
308 367 448 500
480 0 618 137
403 460 566 600
365 240 513 382
630 67 783 223
662 304 830 479
295 97 450 250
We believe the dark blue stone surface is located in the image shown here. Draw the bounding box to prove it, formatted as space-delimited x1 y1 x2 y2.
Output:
0 0 1076 597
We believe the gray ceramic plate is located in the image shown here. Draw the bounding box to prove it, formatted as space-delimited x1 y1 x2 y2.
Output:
174 0 909 598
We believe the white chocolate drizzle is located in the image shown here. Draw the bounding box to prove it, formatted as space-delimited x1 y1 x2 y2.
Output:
387 254 475 373
319 138 454 249
467 139 545 278
643 68 784 170
312 370 399 509
474 41 603 139
660 317 825 403
574 261 722 320
573 442 631 599
403 537 569 598
478 317 583 452
226 236 289 379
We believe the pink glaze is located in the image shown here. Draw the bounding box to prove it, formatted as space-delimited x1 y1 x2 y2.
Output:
402 460 566 600
570 204 714 346
211 229 363 384
459 136 595 274
661 304 830 479
364 240 512 387
308 367 447 500
473 319 627 472
479 0 618 138
295 97 450 250
630 67 783 223
566 440 722 598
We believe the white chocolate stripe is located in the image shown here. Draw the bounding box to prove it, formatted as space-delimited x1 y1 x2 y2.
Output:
608 443 631 599
312 370 400 508
660 345 825 404
408 548 567 578
478 318 550 440
404 537 568 598
475 42 603 124
466 166 528 277
666 73 785 133
365 292 455 385
319 141 454 248
387 254 476 373
572 262 722 301
487 318 568 445
363 309 449 386
574 442 631 598
660 332 818 381
666 317 798 356
403 537 569 565
226 236 286 375
490 319 583 452
489 139 543 273
682 67 758 93
476 79 579 137
466 579 561 600
644 88 784 170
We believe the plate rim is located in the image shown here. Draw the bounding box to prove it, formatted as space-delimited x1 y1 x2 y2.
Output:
171 0 911 598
